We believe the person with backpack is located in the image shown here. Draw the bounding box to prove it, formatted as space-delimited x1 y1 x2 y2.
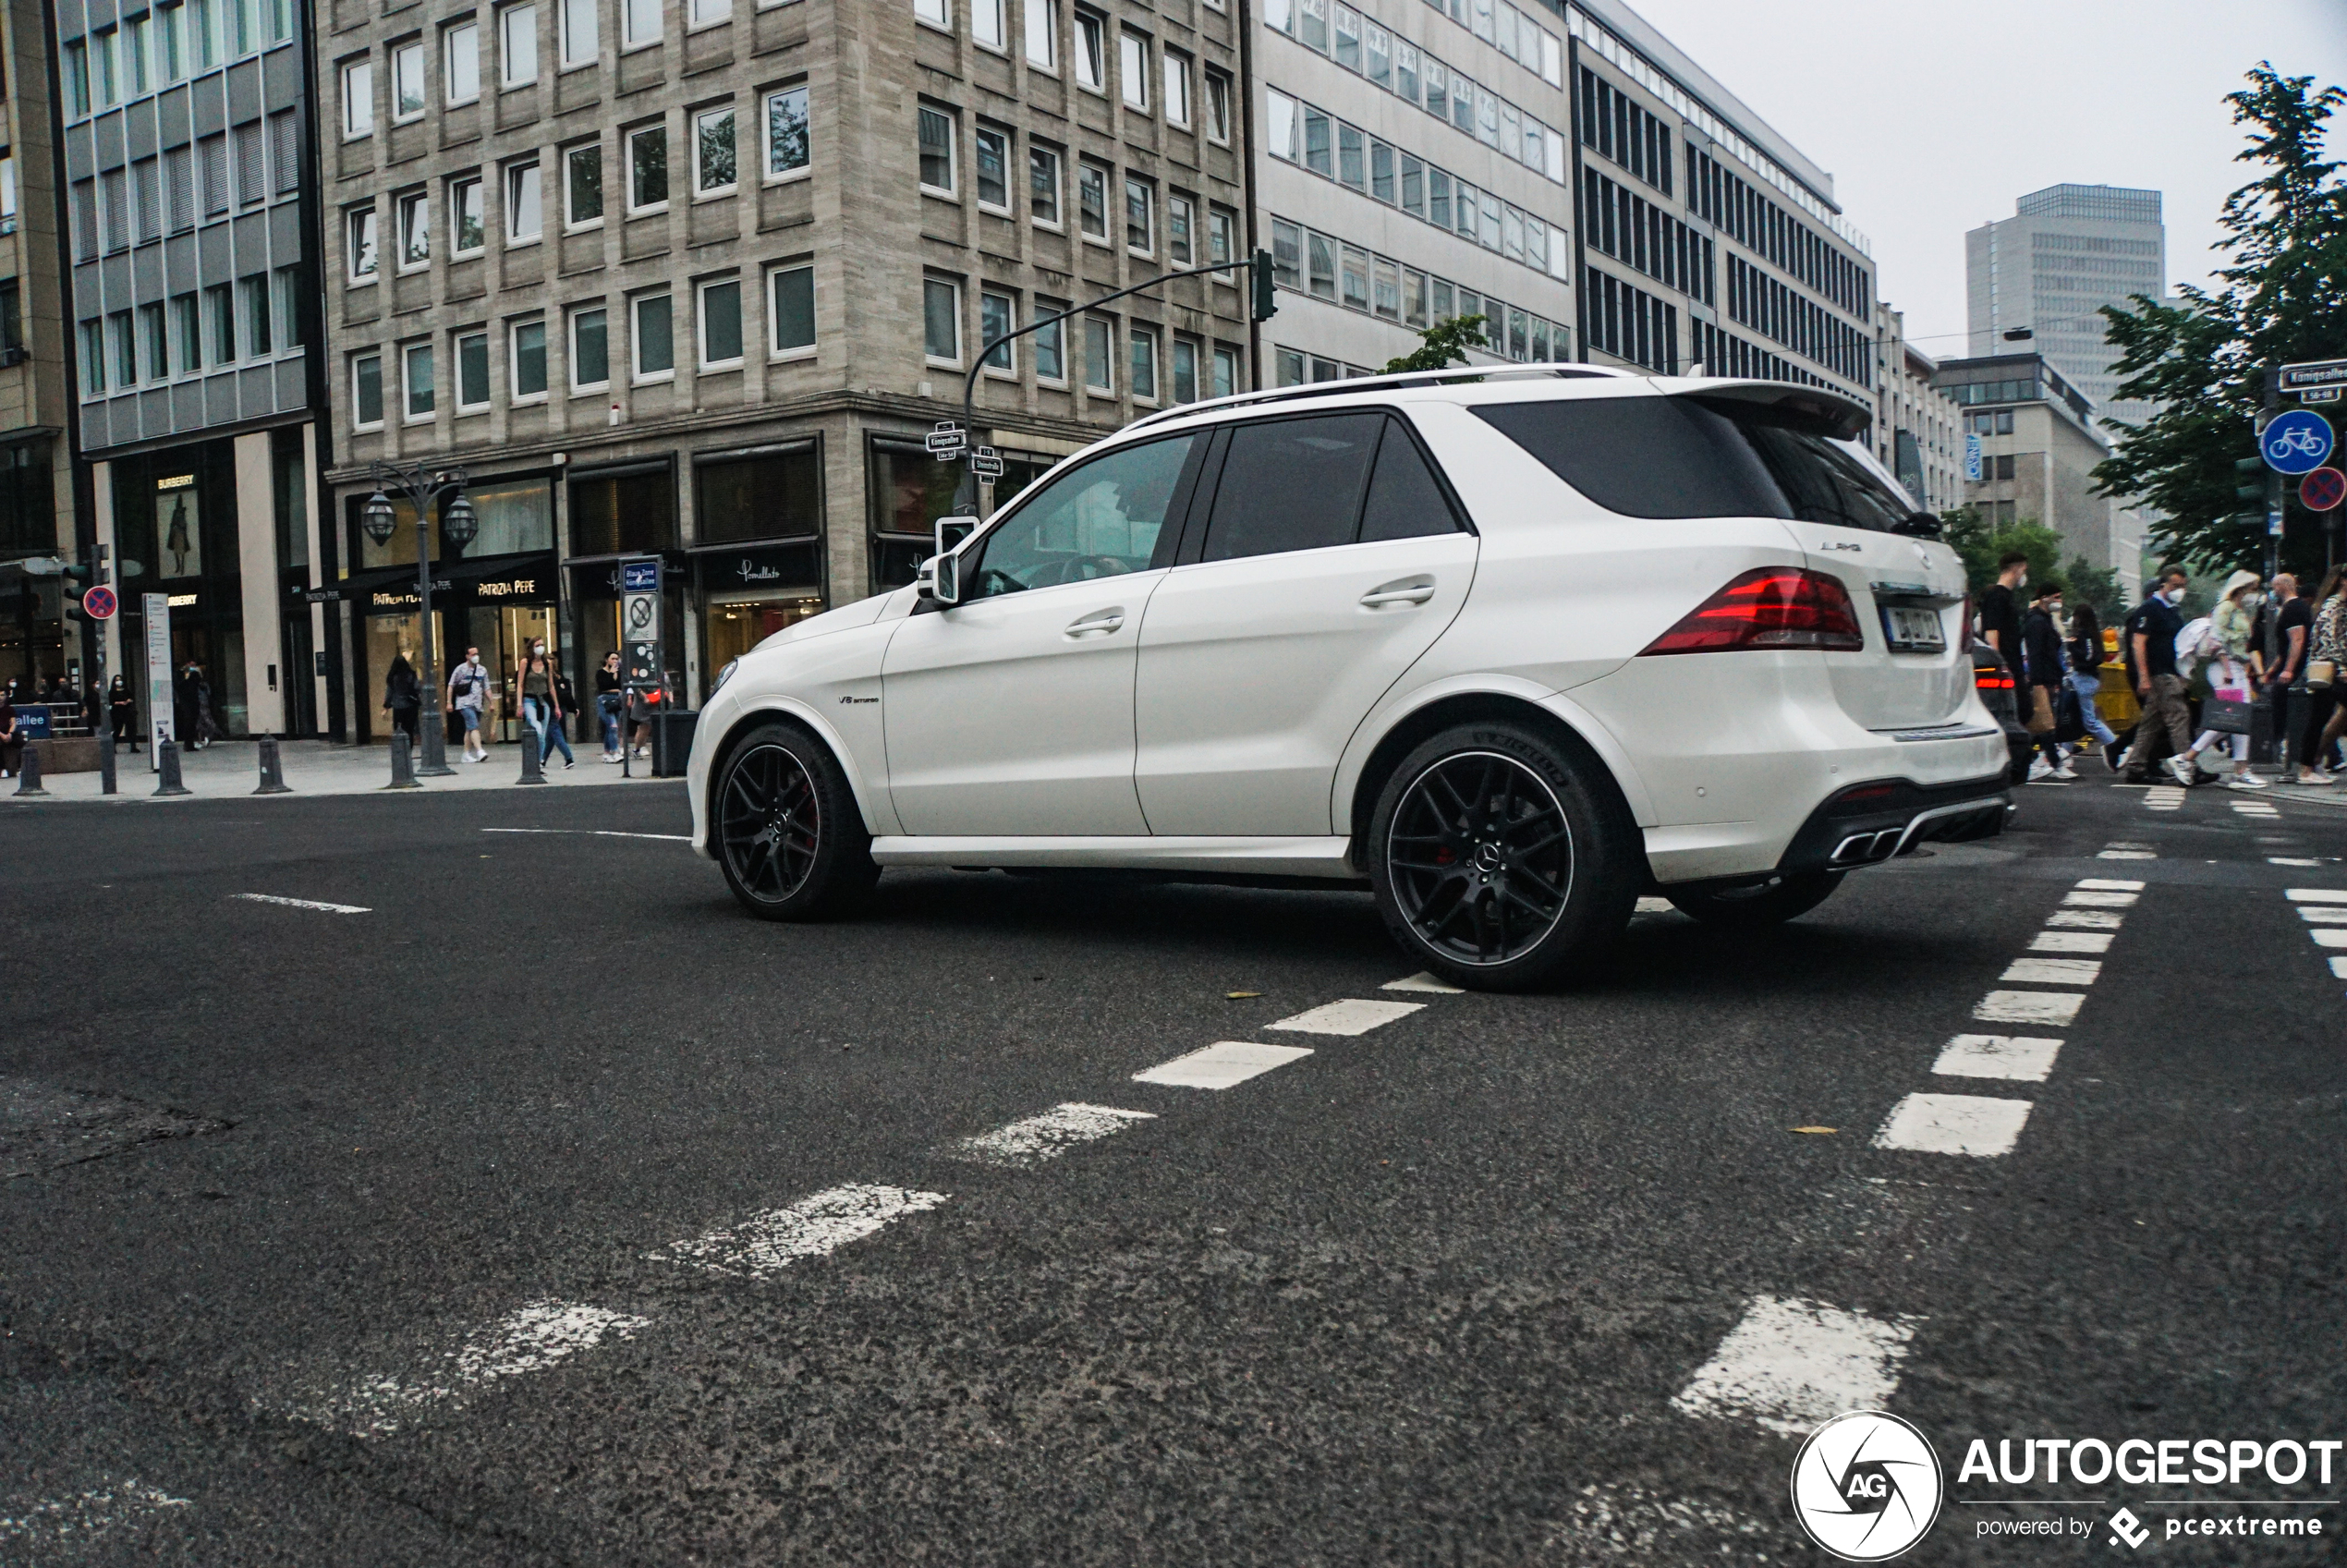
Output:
446 645 491 762
2295 569 2346 784
2021 583 2074 782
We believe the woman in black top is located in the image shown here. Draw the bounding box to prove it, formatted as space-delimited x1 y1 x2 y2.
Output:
595 652 624 761
2064 604 2123 768
107 675 136 751
382 654 421 745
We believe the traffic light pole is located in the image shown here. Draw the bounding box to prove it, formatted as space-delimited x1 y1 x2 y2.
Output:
950 252 1279 516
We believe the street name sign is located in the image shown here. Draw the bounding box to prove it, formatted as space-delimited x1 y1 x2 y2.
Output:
926 421 966 459
970 445 1005 479
2280 359 2347 395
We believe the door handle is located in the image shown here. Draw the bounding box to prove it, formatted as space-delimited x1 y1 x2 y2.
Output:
1064 608 1125 638
1359 575 1436 609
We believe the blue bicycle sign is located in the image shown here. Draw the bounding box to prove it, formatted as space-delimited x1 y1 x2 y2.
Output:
2263 409 2336 475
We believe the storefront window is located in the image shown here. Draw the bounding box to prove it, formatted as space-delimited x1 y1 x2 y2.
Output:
867 436 961 590
569 464 676 556
696 446 819 547
463 475 555 558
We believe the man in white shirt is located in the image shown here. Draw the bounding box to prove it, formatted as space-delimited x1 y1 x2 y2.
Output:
447 646 492 762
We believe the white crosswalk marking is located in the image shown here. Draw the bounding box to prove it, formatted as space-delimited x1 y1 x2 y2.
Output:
2097 849 2158 858
298 1301 651 1436
233 893 371 914
2287 888 2347 903
2029 930 2111 954
1874 1092 2034 1157
1381 972 1465 994
942 1104 1155 1168
1132 1040 1313 1090
2270 857 2326 867
1932 1034 2062 1083
1974 990 2085 1025
2075 879 2146 891
2000 956 2101 985
648 1185 948 1279
1671 1296 1914 1437
1268 998 1426 1035
2046 908 2124 930
2063 890 2138 908
2331 957 2347 979
2310 930 2347 950
0 1477 192 1545
1635 896 1675 914
2297 906 2347 923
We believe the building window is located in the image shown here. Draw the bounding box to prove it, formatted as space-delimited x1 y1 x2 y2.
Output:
352 351 383 427
403 341 434 419
1034 301 1065 383
450 176 484 255
1161 50 1189 127
499 4 539 84
765 86 809 179
1172 337 1197 403
1204 69 1231 143
342 58 374 137
1211 345 1236 398
694 106 736 195
65 42 91 118
923 276 960 364
172 293 201 372
1124 176 1151 256
627 124 668 210
974 127 1009 211
396 190 429 268
347 206 379 279
770 264 815 356
689 0 730 27
632 291 673 380
275 266 306 347
1073 10 1103 90
393 42 424 118
1076 162 1107 240
456 329 491 410
1129 326 1157 401
445 21 480 103
79 321 104 395
623 0 660 46
1167 194 1192 264
565 141 602 225
1025 0 1055 69
1307 231 1335 299
561 0 597 64
512 318 549 397
109 310 137 384
918 105 955 197
979 290 1013 372
241 274 273 354
914 0 949 28
569 305 608 388
1028 145 1061 226
1208 205 1234 276
507 160 542 240
1083 315 1112 392
971 0 1003 49
1118 30 1148 110
697 277 742 368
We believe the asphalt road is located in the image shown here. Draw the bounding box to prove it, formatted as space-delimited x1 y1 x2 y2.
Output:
2 770 2342 1566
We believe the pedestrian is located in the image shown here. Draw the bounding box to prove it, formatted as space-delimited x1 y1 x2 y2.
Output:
2022 582 2074 782
552 663 580 769
2124 567 2196 784
0 685 18 778
2065 602 2124 771
382 652 421 748
629 682 655 760
107 674 136 752
596 651 625 762
518 648 574 770
2298 568 2347 784
2176 570 2268 790
447 644 491 762
1977 552 2028 680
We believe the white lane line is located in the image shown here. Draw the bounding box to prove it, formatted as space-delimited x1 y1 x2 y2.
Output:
1382 972 1465 994
1133 1040 1314 1090
942 1103 1156 1168
1974 990 2085 1026
2297 906 2347 923
2063 890 2138 908
2000 956 2101 986
0 1477 192 1544
1932 1034 2062 1083
2075 878 2146 891
648 1184 947 1279
2271 857 2327 866
1670 1295 1915 1437
2029 930 2111 954
2097 849 2157 859
2310 930 2347 949
2046 908 2124 930
304 1301 651 1436
1874 1091 2034 1157
2286 888 2347 903
480 828 693 841
233 893 371 914
1267 998 1426 1036
2105 841 2155 849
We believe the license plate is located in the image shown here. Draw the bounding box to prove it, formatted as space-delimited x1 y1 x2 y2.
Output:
1882 604 1945 652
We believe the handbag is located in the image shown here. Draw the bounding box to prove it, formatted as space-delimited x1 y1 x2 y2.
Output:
2200 696 2254 735
2309 659 2336 691
2025 685 2056 735
2054 685 2086 743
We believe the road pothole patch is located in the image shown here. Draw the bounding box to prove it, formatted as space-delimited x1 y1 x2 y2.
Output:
1 1077 231 1179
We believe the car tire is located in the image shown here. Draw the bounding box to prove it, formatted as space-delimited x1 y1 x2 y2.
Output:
1663 870 1843 928
712 721 880 921
1367 721 1640 992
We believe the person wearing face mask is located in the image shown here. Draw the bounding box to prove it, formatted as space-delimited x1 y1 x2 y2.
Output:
2176 570 2269 789
2021 582 2075 782
2123 567 2197 785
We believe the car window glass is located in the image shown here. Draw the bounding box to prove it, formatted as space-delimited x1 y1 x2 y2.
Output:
1734 421 1913 532
1357 417 1465 541
967 434 1197 600
1200 412 1383 562
1473 395 1785 520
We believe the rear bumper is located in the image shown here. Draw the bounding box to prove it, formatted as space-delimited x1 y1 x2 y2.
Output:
1779 774 2012 876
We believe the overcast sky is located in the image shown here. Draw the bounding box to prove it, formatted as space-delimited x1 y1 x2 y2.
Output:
1620 0 2347 354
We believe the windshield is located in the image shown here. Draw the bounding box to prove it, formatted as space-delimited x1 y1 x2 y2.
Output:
1473 394 1916 530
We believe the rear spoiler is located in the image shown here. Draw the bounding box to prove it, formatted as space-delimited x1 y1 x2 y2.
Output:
1666 379 1872 442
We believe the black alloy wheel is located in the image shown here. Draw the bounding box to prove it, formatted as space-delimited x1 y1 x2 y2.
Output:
714 722 878 920
1368 722 1638 991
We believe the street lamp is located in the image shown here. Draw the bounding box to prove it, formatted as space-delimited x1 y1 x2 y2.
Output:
361 462 470 777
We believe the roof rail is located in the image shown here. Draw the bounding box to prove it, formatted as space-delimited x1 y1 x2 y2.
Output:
1125 360 1636 432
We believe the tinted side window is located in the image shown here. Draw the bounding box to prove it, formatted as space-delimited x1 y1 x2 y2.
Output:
1733 419 1913 532
1473 396 1785 520
967 434 1197 600
1201 412 1383 562
1358 417 1465 541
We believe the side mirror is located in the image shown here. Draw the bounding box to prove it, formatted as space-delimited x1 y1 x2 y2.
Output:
930 516 978 606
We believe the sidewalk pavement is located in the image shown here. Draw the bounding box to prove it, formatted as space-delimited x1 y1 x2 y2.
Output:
4 738 677 804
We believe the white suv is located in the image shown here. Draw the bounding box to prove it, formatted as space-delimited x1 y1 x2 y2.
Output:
687 366 2011 990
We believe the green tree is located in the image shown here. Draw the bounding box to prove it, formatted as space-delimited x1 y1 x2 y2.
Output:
2093 65 2347 575
1381 314 1490 374
2061 554 2128 625
1942 506 2069 598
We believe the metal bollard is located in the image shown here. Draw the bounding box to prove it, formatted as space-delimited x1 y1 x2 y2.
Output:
14 742 47 797
517 724 547 785
385 731 420 790
154 739 191 796
254 735 292 795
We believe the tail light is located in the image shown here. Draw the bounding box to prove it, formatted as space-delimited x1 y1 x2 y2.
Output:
1640 567 1866 656
1975 662 2014 692
1957 593 1974 652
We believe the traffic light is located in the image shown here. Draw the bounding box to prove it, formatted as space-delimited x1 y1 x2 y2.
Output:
1249 249 1278 323
2234 456 2268 504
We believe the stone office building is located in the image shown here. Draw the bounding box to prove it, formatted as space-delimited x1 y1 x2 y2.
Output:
316 0 1252 738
